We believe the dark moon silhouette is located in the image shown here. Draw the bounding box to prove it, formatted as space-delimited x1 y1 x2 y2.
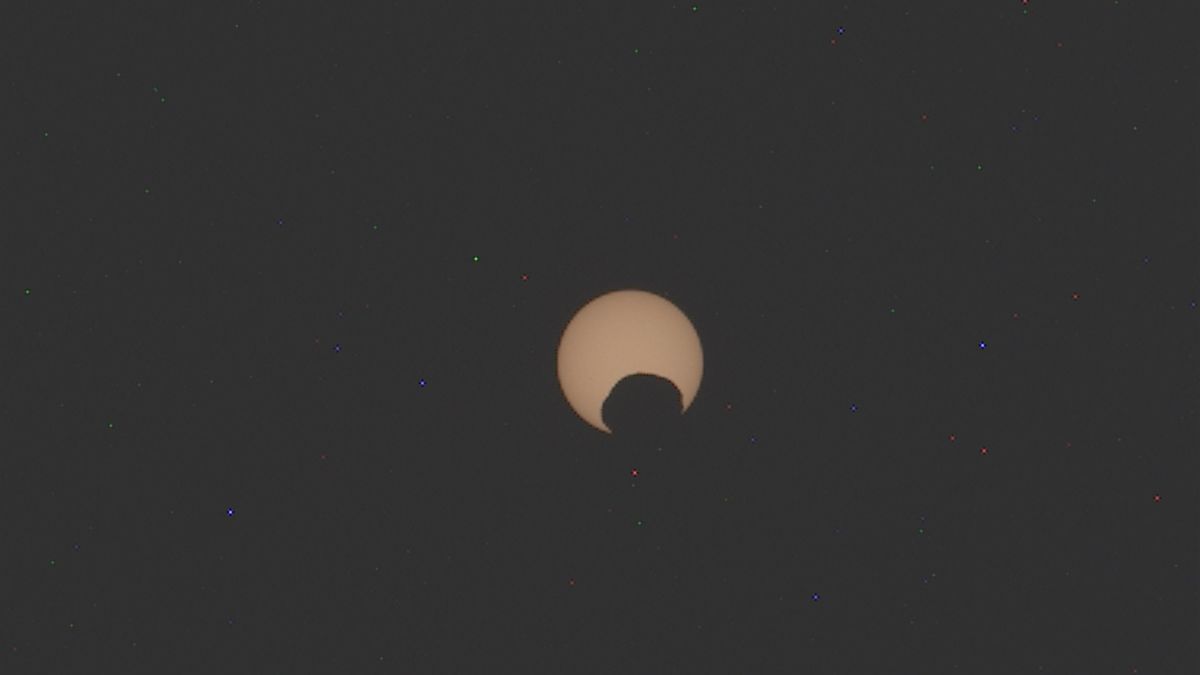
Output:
601 373 685 448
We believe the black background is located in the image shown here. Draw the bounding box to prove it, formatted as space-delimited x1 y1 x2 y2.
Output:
5 3 1196 673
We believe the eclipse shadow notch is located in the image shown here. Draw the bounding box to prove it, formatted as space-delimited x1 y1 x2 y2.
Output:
601 373 684 446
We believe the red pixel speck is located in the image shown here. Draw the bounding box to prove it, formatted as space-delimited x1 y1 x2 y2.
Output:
980 446 988 455
1153 494 1161 503
948 434 956 442
631 469 639 478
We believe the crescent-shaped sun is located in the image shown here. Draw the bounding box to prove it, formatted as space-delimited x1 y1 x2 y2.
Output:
556 289 704 433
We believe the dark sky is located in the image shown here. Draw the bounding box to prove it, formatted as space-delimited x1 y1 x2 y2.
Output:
7 3 1196 673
